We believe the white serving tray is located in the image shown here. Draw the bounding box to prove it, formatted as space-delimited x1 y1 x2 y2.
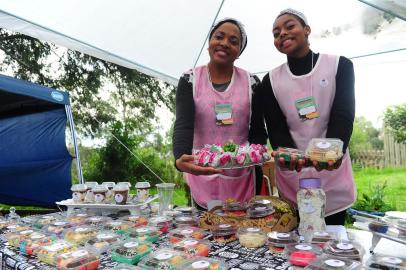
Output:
56 195 158 216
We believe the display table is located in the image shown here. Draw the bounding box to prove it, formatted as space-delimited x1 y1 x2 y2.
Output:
0 229 288 270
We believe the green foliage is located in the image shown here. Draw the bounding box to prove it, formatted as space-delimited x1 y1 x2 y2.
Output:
352 181 395 212
383 104 406 144
0 28 176 137
349 117 383 159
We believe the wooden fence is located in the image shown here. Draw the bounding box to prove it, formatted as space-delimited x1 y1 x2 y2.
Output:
352 131 406 168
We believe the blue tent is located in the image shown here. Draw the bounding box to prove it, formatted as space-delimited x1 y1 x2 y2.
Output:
0 74 83 207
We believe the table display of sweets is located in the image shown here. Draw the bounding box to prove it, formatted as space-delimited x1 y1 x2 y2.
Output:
56 248 100 270
85 231 122 254
322 240 365 261
125 226 162 243
36 240 77 265
237 227 267 248
304 254 362 270
284 243 323 267
19 232 57 256
64 225 98 245
169 226 209 244
6 228 37 247
297 178 326 242
138 248 190 270
211 224 238 244
194 142 271 168
182 257 229 270
111 239 152 265
366 254 406 270
171 238 211 258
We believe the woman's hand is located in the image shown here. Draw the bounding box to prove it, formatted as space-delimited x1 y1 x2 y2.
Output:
311 156 343 171
175 154 223 175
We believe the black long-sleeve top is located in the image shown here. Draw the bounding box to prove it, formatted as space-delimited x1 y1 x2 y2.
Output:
172 71 266 161
250 51 355 152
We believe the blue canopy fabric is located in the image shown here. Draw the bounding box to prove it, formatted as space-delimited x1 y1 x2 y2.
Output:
0 74 72 207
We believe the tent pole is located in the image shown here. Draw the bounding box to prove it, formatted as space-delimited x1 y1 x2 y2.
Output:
65 105 84 184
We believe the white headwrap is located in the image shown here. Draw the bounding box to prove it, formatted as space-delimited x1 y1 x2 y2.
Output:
209 17 248 56
277 8 308 25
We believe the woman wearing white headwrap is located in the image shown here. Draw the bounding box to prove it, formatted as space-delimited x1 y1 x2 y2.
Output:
173 18 266 209
251 9 356 225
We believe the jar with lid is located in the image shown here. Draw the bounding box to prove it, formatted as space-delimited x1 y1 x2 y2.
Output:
297 178 326 242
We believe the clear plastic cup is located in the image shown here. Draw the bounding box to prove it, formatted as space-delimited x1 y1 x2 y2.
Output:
156 183 175 215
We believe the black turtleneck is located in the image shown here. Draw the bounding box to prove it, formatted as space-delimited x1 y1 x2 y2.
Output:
250 51 355 151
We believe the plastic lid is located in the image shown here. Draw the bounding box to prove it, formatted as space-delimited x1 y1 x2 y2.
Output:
92 185 108 192
211 223 237 236
150 216 171 225
85 182 98 188
324 240 364 258
223 201 247 211
367 254 406 270
247 204 275 218
155 183 175 189
135 181 151 188
184 257 227 270
284 243 322 255
113 184 129 191
299 178 321 188
175 215 199 225
71 184 87 191
307 255 362 270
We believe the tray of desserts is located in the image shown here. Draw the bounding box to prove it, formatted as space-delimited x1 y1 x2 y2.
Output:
193 142 271 169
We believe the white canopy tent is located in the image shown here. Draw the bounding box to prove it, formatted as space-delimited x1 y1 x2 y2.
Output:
1 0 406 86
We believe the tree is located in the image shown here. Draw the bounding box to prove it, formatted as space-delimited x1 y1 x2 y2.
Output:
0 28 176 137
383 104 406 144
349 117 383 159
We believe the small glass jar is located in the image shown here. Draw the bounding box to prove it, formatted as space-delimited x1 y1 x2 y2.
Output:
237 227 267 248
211 223 237 244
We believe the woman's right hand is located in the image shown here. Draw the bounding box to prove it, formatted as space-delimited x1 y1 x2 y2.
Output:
176 154 223 175
271 151 305 172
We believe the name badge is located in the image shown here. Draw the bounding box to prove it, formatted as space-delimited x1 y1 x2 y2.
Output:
215 103 233 125
295 96 319 121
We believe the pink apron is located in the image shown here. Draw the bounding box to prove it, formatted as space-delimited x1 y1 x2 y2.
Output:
185 65 255 209
270 54 356 216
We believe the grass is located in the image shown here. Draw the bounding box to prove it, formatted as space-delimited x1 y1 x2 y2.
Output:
353 166 406 211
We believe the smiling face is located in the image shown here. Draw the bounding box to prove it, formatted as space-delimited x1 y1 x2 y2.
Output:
273 14 310 58
208 22 241 66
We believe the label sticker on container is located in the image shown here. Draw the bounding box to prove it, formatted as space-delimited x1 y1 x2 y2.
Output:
94 194 105 203
110 221 122 226
42 215 54 219
382 257 402 264
72 250 88 257
129 216 140 221
75 227 89 233
98 233 113 240
54 221 67 226
136 228 149 233
314 232 329 236
152 217 167 223
255 207 267 211
155 252 173 260
325 259 345 267
77 213 87 217
20 230 34 235
316 141 331 149
115 194 124 203
89 217 102 222
247 228 260 232
178 216 192 221
181 229 193 234
7 225 18 229
31 233 46 239
183 240 198 246
337 243 353 250
219 224 231 229
46 242 68 251
277 233 290 238
124 242 139 248
192 261 210 269
295 244 312 251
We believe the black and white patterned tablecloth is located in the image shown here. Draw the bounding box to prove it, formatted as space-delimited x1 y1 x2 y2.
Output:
0 231 290 270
